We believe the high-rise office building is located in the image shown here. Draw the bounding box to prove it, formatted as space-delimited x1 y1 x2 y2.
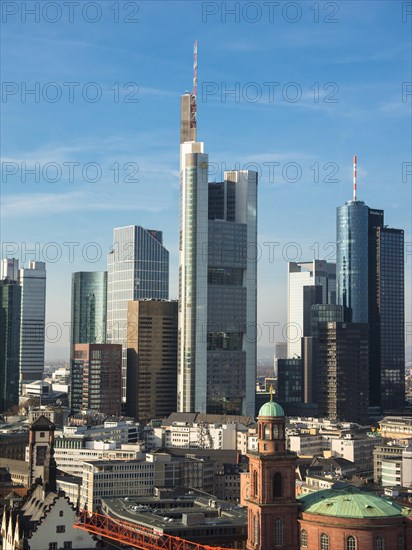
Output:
273 341 287 375
318 321 369 423
126 299 178 422
1 258 19 281
337 164 405 410
0 278 21 413
287 260 336 358
374 226 405 410
277 358 303 403
70 271 107 351
178 64 257 415
18 261 46 387
71 343 122 416
107 226 169 401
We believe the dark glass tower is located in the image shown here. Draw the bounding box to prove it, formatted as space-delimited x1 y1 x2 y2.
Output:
0 279 21 413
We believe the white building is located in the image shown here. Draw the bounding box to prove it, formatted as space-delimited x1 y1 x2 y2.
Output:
1 484 96 550
19 261 46 387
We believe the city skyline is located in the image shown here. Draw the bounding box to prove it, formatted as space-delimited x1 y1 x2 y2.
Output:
1 1 411 361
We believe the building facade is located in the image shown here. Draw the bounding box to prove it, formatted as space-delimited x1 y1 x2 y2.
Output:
70 271 107 351
18 261 46 387
107 225 169 401
0 279 21 413
317 322 369 423
178 135 257 415
126 299 178 422
70 344 122 416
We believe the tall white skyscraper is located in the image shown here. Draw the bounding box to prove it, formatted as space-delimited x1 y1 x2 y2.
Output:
18 261 46 386
178 104 258 415
106 225 169 401
287 260 336 358
1 258 19 281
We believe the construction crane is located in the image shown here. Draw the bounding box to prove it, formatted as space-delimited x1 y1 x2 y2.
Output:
74 510 232 550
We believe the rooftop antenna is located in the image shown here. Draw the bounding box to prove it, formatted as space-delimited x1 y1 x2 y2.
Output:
353 154 357 201
190 40 197 132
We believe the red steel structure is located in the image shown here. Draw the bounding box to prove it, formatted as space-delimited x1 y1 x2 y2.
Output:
74 510 232 550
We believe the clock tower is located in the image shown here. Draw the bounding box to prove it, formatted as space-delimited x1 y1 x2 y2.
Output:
246 394 298 550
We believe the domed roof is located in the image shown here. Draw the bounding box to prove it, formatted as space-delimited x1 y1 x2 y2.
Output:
299 485 404 519
258 400 285 418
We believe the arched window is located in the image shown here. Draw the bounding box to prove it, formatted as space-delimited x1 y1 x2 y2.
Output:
253 471 258 497
274 518 283 547
347 536 356 550
273 472 282 497
264 424 271 439
253 515 259 545
376 537 384 550
301 529 308 547
397 536 404 550
272 423 279 439
320 533 329 550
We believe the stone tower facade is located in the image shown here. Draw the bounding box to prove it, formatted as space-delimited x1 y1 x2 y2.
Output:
246 399 298 550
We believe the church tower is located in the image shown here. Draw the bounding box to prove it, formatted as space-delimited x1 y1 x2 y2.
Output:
28 415 55 487
246 394 298 550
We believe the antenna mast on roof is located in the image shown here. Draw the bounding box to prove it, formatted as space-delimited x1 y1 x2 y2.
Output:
353 154 357 201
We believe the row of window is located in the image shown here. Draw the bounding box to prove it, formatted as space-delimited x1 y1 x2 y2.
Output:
301 530 403 550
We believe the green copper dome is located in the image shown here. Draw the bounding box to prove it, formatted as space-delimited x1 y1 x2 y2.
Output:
299 486 404 519
258 400 285 418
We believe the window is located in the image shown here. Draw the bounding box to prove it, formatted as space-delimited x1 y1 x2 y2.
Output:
253 515 259 545
397 536 404 550
376 537 384 550
56 525 65 533
273 472 282 498
40 432 45 438
320 533 329 550
253 470 258 497
49 544 58 550
347 536 356 550
275 518 283 547
59 510 64 517
63 543 72 550
301 529 308 547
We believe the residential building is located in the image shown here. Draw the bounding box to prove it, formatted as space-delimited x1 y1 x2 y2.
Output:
107 225 169 401
0 278 21 413
18 261 46 387
70 344 122 416
126 299 178 422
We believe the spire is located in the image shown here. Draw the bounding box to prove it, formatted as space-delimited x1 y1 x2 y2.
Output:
190 40 198 134
353 154 357 201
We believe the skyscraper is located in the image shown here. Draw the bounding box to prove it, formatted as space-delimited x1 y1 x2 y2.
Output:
107 226 169 400
318 321 369 423
287 260 336 358
337 159 405 410
18 261 46 387
0 278 21 413
178 70 257 415
70 271 107 351
126 299 178 422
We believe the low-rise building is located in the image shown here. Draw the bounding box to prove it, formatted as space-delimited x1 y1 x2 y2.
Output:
379 416 412 442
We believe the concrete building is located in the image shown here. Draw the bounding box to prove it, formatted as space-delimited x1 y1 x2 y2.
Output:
18 261 46 388
126 299 178 422
373 442 406 484
71 343 122 416
107 225 169 401
379 417 412 442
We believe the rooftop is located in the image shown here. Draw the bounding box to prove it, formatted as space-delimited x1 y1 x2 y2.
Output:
300 485 408 518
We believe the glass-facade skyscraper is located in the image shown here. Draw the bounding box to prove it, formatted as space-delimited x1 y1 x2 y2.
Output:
107 225 169 400
178 138 258 416
0 278 21 413
71 271 107 350
336 200 369 323
337 197 405 410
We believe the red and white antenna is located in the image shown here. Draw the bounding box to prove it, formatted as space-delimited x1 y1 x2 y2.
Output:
190 40 197 131
353 154 357 201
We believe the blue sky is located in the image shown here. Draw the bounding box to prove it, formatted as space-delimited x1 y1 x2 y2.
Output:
1 0 411 360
